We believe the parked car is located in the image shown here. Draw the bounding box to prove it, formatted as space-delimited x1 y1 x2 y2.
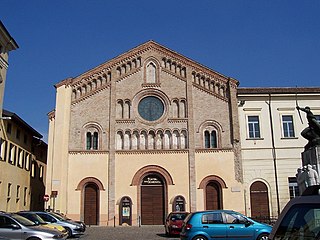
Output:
0 212 67 240
180 210 271 240
269 185 320 240
52 211 86 232
31 211 85 237
165 211 189 236
16 211 67 234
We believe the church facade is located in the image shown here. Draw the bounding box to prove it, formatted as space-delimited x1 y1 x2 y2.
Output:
46 41 244 226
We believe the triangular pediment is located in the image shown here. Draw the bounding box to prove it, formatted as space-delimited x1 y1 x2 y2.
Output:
58 40 238 104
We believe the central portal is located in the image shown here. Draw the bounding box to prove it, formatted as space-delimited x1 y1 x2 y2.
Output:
141 174 165 225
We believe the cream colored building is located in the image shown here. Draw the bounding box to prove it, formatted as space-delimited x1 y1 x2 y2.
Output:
0 110 48 212
0 21 18 120
238 87 320 219
46 41 244 226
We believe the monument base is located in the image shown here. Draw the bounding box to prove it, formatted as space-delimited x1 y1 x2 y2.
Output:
301 146 320 173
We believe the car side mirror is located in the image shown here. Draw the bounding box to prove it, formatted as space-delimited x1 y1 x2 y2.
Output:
245 220 252 227
11 224 21 230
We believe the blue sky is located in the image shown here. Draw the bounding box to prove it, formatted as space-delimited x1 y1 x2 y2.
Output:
2 0 320 142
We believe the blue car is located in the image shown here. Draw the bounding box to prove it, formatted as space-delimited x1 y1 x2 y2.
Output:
180 210 271 240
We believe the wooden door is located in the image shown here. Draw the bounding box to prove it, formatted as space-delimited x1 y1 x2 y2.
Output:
206 182 221 210
250 181 270 218
84 183 98 225
141 185 164 225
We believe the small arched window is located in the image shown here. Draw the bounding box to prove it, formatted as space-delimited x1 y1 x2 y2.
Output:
204 130 217 148
86 131 99 150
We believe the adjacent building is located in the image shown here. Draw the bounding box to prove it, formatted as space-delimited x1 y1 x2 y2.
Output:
0 21 18 119
0 110 47 212
238 87 320 219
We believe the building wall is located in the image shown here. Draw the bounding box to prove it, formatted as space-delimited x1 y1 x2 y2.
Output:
238 89 320 218
47 41 243 226
0 21 18 121
0 115 47 212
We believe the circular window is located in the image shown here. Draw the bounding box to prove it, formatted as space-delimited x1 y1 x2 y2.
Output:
138 96 164 121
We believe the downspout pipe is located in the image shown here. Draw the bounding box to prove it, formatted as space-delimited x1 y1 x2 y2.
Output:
267 93 280 216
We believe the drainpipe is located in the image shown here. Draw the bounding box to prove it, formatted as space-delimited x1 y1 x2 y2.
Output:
266 94 280 216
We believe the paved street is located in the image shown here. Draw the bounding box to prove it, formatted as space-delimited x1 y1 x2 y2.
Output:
78 225 180 240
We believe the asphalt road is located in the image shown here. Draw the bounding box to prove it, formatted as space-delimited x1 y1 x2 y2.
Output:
78 225 180 240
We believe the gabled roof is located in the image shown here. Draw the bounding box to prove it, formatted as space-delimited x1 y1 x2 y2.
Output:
2 109 42 138
55 40 238 87
0 21 19 50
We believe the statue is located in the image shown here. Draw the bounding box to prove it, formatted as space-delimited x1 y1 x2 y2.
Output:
296 106 320 150
296 167 307 195
305 164 319 186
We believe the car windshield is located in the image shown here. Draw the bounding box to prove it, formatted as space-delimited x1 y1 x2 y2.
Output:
170 213 188 220
20 213 47 225
11 214 36 226
49 212 66 221
274 203 320 239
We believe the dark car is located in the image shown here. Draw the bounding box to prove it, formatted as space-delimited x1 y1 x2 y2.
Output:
180 210 271 240
269 185 320 240
165 212 189 236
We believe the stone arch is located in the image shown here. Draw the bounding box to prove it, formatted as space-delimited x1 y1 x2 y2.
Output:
199 175 227 189
131 165 174 186
76 177 105 191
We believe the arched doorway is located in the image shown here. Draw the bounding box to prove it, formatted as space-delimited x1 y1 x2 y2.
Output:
141 174 165 225
84 183 99 225
250 181 270 218
205 181 222 210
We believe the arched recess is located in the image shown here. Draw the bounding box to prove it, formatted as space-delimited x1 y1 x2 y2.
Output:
143 57 161 84
76 177 105 190
76 177 105 225
118 196 133 226
82 122 103 150
250 181 270 218
171 195 186 212
131 165 174 186
131 165 174 225
199 175 227 210
198 120 223 149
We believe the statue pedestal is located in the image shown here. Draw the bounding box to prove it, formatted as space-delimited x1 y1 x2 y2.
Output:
302 146 320 173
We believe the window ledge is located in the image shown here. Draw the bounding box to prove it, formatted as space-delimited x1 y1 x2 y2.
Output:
281 137 298 140
246 138 264 140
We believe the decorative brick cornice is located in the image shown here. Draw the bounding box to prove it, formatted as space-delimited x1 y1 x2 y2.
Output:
192 83 228 102
55 77 73 88
116 149 189 155
69 150 109 155
167 118 188 123
71 84 111 105
195 148 233 153
115 119 136 124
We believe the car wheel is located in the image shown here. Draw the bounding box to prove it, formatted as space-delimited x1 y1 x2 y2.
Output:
257 233 269 240
27 238 41 240
192 236 207 240
65 227 72 237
